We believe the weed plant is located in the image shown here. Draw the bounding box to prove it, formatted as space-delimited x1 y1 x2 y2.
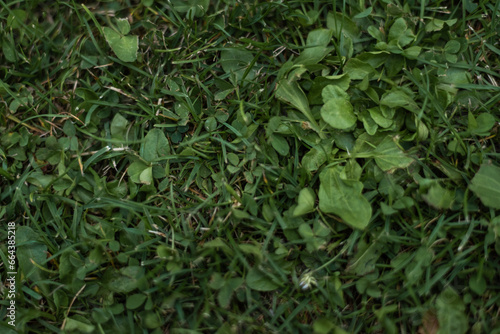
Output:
0 0 499 333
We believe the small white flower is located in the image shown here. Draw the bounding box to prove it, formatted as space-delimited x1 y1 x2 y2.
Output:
299 271 317 290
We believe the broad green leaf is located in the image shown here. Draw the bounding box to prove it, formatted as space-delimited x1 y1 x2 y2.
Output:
92 308 112 324
393 196 415 210
445 53 458 63
444 40 461 54
7 9 27 29
321 98 357 129
126 294 147 309
402 46 422 59
308 74 351 104
326 12 359 40
63 121 76 137
354 7 373 19
9 96 30 113
64 317 95 333
239 243 263 261
436 288 468 334
305 28 332 46
296 9 320 26
380 89 420 113
106 266 144 293
425 18 456 32
322 85 349 101
469 274 487 295
464 0 478 13
115 18 131 35
3 40 16 62
357 51 388 69
313 318 336 334
227 153 239 166
360 111 378 135
425 18 445 32
490 216 500 239
170 0 209 18
405 246 433 285
110 113 129 140
368 107 393 128
439 67 471 85
75 87 98 101
202 238 234 256
423 184 455 209
218 277 243 308
17 226 47 282
293 188 316 216
468 112 496 136
128 161 149 184
298 223 328 251
388 18 415 48
232 208 250 220
205 116 217 132
139 166 153 185
322 74 351 90
103 27 138 62
357 277 381 297
141 311 162 329
372 136 414 172
142 128 170 161
469 164 500 209
246 267 279 291
208 272 225 290
378 174 404 199
220 49 256 83
295 29 334 66
343 58 376 80
301 145 329 171
270 134 290 156
318 166 372 229
346 235 384 274
214 88 233 101
276 79 320 133
367 26 385 42
342 159 363 181
333 132 355 152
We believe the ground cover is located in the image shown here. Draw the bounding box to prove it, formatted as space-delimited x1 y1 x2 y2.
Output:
0 0 499 333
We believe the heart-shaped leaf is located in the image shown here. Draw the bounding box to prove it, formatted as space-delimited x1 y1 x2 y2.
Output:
321 98 357 129
142 128 170 162
318 166 372 229
469 164 500 209
139 166 153 185
372 136 414 172
128 161 149 184
220 48 257 84
343 58 376 80
246 267 280 291
115 18 131 35
388 18 415 48
103 27 138 62
436 288 468 334
293 188 316 216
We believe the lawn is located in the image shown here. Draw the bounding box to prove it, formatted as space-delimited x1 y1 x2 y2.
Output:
1 0 499 333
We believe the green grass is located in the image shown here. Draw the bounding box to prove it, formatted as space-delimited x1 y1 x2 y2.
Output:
1 0 499 333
